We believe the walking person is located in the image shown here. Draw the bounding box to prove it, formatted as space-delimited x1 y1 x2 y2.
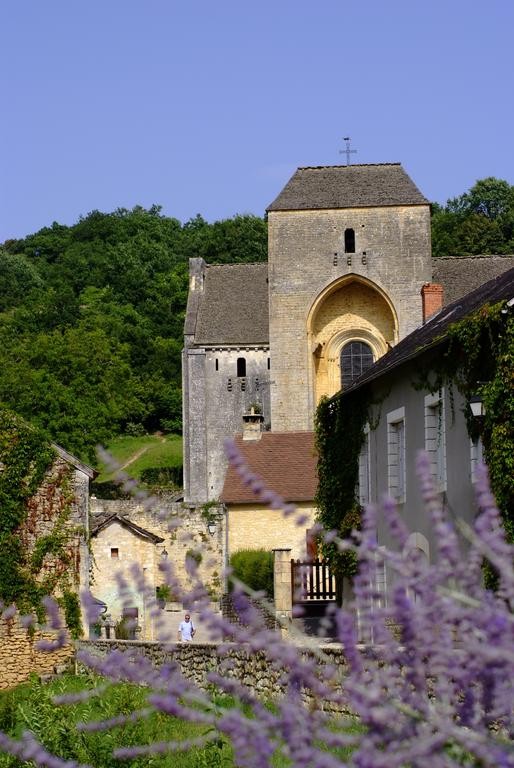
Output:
178 613 196 642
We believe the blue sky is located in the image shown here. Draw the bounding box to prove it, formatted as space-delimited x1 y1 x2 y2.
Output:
1 0 513 242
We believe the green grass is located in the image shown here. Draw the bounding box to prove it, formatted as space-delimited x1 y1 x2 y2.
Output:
0 674 362 767
96 433 182 483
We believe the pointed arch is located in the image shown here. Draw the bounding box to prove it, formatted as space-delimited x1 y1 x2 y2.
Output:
307 275 399 405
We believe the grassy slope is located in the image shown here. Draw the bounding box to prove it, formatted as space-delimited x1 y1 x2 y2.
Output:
96 434 183 483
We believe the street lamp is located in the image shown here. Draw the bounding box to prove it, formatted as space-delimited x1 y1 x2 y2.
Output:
207 520 216 536
469 394 485 419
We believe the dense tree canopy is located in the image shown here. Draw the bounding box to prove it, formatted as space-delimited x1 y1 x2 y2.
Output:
431 177 514 257
1 176 511 460
1 207 267 460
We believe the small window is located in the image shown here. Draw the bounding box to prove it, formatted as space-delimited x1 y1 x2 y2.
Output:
110 548 119 559
237 357 246 377
215 359 219 371
424 390 446 490
340 341 374 389
470 436 484 484
387 407 406 502
344 228 355 253
357 427 370 506
267 357 270 370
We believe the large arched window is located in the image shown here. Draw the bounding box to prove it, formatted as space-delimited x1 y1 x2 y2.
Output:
340 341 374 389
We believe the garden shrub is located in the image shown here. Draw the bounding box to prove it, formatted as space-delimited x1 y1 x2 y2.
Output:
229 548 274 598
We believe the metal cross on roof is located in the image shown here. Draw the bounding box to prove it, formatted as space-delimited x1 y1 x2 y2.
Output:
340 136 357 165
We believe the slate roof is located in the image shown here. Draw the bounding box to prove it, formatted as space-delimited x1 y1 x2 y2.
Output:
433 255 514 306
341 266 514 395
221 432 317 504
53 443 98 479
91 513 165 543
194 263 269 345
267 164 428 212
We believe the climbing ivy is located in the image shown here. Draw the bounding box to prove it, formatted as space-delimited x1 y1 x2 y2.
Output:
0 409 82 633
314 299 514 584
315 390 370 578
442 301 514 538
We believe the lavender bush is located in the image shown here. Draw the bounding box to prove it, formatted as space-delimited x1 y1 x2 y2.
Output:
1 444 513 767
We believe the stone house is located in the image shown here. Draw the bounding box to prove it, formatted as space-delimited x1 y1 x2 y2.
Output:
89 496 225 640
221 429 318 561
333 266 514 582
0 434 95 689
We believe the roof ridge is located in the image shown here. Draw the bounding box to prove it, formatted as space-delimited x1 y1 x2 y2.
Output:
206 262 267 270
297 163 402 170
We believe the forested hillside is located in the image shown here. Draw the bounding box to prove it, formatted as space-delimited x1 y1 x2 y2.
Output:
1 176 512 462
0 207 267 461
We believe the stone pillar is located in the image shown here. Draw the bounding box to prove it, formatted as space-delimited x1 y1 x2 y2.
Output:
273 548 292 635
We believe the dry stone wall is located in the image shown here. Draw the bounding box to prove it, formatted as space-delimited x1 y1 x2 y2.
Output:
0 614 74 690
78 639 350 713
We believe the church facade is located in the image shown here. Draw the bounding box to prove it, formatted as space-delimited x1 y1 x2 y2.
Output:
183 163 435 504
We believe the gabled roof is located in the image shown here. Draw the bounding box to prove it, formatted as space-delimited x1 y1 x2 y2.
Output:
221 432 317 504
342 266 514 394
194 263 269 345
267 164 428 212
53 443 98 479
91 513 164 543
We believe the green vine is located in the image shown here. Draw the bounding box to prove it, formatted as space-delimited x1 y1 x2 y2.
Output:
315 390 370 579
444 302 514 538
314 300 514 588
0 409 82 634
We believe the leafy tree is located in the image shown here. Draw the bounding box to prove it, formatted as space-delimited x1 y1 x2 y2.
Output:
432 176 514 257
0 207 268 459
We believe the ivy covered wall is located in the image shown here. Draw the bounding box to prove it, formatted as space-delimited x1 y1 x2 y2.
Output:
315 299 514 578
0 410 89 636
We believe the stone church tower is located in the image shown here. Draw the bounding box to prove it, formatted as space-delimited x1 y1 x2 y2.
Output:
183 163 432 504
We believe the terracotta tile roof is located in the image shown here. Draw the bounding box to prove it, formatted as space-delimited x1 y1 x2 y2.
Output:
194 263 269 345
221 432 317 504
267 164 428 211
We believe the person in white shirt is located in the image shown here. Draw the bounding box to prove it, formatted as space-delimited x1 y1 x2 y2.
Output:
178 613 195 642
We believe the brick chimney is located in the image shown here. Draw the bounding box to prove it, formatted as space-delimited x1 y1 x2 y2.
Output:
421 283 443 322
242 406 264 441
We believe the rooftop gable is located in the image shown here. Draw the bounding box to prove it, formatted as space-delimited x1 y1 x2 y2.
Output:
91 513 165 543
267 164 428 212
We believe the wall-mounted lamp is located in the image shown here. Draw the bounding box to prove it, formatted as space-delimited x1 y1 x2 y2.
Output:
469 394 485 418
207 520 216 536
160 547 169 560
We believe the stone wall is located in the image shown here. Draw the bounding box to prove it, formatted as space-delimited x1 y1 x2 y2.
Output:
78 639 349 712
227 502 315 560
21 458 90 600
183 344 270 504
0 614 74 690
90 497 226 637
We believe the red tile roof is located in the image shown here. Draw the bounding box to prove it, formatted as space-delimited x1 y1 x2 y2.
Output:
221 432 318 504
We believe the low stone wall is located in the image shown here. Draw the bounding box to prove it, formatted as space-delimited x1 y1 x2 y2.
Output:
77 639 349 712
0 616 75 690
